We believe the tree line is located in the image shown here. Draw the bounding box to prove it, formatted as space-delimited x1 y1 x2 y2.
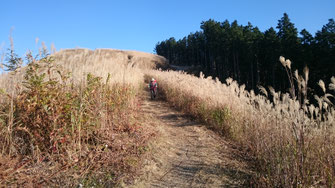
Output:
155 13 335 96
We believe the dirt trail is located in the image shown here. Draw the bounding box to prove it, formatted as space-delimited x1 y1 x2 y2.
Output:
128 94 253 188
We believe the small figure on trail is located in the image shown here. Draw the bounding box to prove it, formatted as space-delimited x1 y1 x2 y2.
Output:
149 78 158 99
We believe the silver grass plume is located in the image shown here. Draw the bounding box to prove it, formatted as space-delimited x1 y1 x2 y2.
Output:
268 86 276 96
324 94 334 105
323 102 328 110
308 104 315 116
315 107 319 118
318 80 326 93
200 72 204 79
51 43 56 54
294 70 299 81
303 66 309 84
279 56 286 67
329 76 335 91
314 95 323 109
239 84 246 96
226 78 233 85
258 85 268 97
286 59 292 69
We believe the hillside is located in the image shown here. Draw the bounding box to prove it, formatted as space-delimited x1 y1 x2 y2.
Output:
0 48 168 186
53 48 168 70
1 48 334 187
0 48 168 92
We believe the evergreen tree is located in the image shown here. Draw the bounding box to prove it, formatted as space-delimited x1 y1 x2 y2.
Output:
300 29 313 45
276 13 300 64
300 29 314 69
260 27 281 87
315 18 335 81
4 46 22 72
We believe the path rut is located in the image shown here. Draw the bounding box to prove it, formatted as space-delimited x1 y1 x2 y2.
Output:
128 94 253 188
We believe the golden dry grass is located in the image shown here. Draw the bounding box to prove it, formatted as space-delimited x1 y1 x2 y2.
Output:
146 64 335 187
0 48 167 93
2 46 334 187
0 48 167 186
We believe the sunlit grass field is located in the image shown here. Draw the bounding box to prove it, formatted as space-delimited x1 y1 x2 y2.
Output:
147 57 335 187
0 46 334 187
0 48 166 186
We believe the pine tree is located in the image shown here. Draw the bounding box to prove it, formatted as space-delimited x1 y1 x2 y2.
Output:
4 40 22 72
261 27 281 88
315 18 335 81
276 13 300 63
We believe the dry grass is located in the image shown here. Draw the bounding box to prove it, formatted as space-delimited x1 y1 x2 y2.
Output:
146 57 335 187
0 48 166 186
0 48 167 94
2 45 334 187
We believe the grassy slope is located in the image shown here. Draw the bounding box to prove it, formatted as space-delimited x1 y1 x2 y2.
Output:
146 67 335 187
0 49 167 187
2 48 334 187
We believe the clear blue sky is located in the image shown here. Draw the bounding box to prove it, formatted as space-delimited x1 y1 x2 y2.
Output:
1 0 334 57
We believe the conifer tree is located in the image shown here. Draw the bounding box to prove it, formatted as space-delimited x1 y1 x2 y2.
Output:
4 34 22 72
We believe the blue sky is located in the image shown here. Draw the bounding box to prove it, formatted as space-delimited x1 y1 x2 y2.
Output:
1 0 334 57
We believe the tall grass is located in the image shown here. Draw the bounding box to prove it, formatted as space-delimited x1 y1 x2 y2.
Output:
147 57 335 187
0 48 160 186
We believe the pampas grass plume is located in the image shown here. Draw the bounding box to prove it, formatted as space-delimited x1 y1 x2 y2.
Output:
304 66 309 83
279 56 286 67
286 59 292 69
329 76 335 91
318 80 326 93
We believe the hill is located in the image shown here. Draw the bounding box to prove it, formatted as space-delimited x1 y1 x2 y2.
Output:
0 48 168 92
53 48 168 70
1 48 334 187
0 48 168 186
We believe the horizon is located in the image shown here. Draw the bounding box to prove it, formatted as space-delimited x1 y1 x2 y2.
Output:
1 0 334 58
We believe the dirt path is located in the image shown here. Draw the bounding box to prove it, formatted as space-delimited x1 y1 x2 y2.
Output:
128 94 253 188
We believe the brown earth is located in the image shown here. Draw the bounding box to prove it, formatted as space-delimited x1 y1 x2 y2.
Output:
127 91 254 188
